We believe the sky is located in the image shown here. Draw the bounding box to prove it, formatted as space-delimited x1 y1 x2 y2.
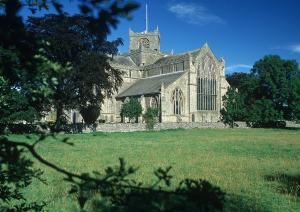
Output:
20 0 300 75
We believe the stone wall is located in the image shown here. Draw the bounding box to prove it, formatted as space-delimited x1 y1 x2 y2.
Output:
92 121 248 133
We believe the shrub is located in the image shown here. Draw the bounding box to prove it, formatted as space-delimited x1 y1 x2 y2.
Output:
80 105 100 125
143 107 159 130
246 99 285 128
7 124 38 134
121 98 142 123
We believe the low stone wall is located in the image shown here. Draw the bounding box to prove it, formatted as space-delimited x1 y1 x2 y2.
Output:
286 121 300 128
92 121 248 133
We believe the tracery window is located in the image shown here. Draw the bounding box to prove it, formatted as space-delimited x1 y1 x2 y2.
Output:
197 78 217 110
172 88 183 115
196 54 217 111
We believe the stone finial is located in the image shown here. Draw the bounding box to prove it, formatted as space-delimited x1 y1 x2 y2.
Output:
203 42 209 48
129 28 134 34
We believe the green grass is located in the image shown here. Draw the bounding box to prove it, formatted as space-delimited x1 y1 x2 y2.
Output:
8 128 300 211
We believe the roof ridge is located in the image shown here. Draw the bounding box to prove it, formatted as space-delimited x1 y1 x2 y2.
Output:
143 71 185 79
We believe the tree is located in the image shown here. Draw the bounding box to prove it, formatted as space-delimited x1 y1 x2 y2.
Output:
27 14 123 125
226 72 249 89
246 99 285 128
121 97 142 123
220 88 246 128
0 77 38 124
143 107 159 130
0 1 226 211
250 56 299 116
287 74 300 121
238 55 300 126
80 104 100 125
0 0 138 209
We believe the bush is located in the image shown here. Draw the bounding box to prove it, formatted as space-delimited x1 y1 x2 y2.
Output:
7 124 38 134
246 99 285 128
80 105 100 125
49 122 84 133
143 107 159 130
121 98 142 123
0 123 6 134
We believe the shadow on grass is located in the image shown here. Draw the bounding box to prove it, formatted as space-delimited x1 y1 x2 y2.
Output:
69 159 226 211
226 194 272 212
264 174 300 197
281 127 300 131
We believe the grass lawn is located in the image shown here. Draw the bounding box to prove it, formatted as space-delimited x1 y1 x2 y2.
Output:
8 128 300 211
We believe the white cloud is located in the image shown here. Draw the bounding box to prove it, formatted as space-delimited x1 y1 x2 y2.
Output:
225 64 252 74
272 44 300 53
288 44 300 53
168 2 224 25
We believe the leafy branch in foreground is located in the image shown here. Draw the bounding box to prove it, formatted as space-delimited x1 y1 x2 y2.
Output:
0 135 225 211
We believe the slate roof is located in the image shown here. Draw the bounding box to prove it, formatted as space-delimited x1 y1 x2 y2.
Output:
146 48 202 67
111 55 137 67
116 71 186 98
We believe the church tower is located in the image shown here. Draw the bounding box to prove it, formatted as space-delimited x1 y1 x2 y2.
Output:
129 27 160 53
128 4 162 66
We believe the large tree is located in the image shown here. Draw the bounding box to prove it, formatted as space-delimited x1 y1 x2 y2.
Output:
226 72 249 90
222 55 300 127
0 0 139 209
27 14 124 125
245 55 300 123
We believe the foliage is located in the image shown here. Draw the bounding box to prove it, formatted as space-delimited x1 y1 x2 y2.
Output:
220 88 246 128
225 55 300 127
226 72 249 89
246 99 285 128
143 107 159 130
27 14 124 124
0 77 38 124
287 74 300 121
5 129 300 211
243 55 300 124
0 0 138 211
80 104 100 125
1 0 233 211
121 97 142 122
0 138 46 211
69 158 225 211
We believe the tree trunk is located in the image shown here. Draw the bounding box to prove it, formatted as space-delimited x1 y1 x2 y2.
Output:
55 102 64 130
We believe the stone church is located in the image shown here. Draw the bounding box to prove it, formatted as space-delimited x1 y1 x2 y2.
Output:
96 25 229 123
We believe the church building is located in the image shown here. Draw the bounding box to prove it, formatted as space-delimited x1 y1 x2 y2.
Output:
99 9 230 123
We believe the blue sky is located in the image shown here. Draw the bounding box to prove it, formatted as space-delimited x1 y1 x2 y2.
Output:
20 0 300 74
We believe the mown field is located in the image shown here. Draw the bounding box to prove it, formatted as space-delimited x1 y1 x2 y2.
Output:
8 128 300 211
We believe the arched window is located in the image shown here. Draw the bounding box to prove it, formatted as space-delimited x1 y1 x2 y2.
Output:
197 78 217 110
172 88 183 115
150 97 158 108
196 54 217 111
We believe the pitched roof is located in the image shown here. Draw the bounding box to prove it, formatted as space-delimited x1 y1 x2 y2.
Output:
116 71 186 98
111 55 137 67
